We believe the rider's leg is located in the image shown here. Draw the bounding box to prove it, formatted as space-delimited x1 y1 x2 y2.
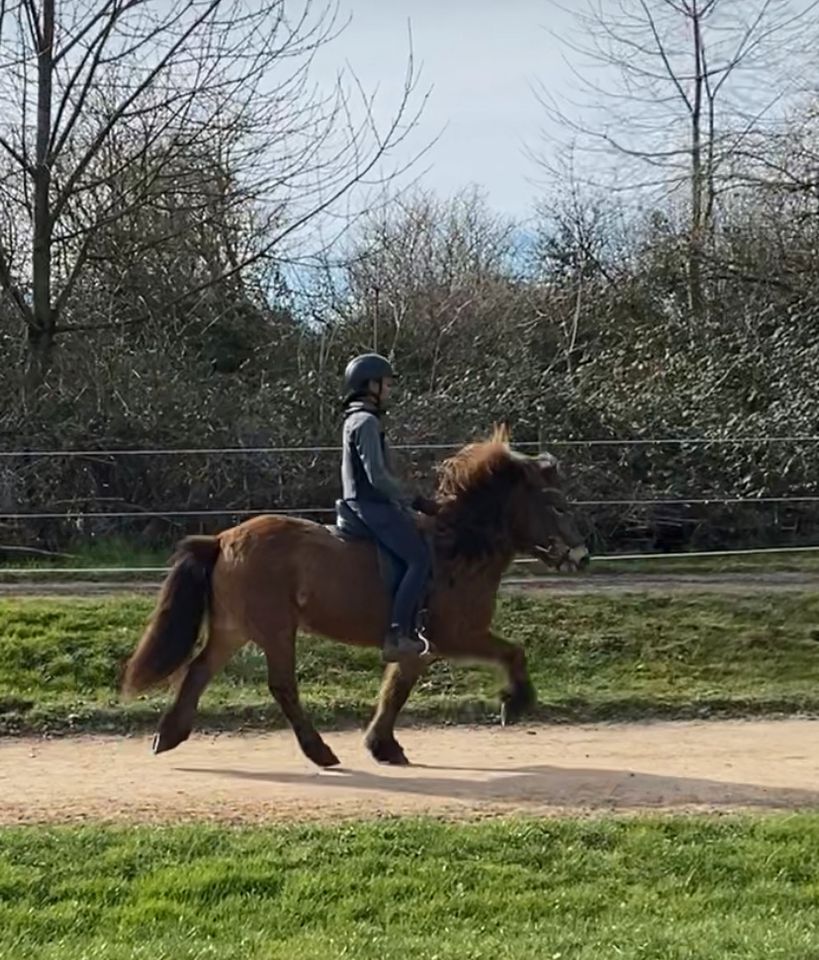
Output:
375 517 432 661
348 500 432 660
389 532 430 637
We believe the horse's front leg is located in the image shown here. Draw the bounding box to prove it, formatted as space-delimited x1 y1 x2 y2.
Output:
365 658 428 765
451 630 536 726
493 631 537 725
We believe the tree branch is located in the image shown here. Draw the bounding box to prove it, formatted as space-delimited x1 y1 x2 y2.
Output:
51 0 223 224
0 239 33 322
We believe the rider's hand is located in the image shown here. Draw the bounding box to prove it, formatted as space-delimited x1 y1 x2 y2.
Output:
411 495 440 516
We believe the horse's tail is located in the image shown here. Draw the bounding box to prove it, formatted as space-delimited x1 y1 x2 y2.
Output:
121 535 220 697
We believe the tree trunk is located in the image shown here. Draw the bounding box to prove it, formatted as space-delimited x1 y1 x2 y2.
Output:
26 0 55 392
688 1 705 323
23 326 54 395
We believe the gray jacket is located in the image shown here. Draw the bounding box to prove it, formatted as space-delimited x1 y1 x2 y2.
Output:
341 401 407 504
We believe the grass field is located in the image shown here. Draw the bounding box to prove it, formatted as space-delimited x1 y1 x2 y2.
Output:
3 535 819 576
2 591 819 735
2 816 819 960
4 571 819 960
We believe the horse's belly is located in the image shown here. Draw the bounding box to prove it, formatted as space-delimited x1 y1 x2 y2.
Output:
296 538 389 646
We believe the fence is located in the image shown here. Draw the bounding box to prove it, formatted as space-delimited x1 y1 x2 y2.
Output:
1 434 818 579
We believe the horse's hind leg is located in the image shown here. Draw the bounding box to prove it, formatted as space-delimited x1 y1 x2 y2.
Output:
153 618 244 755
262 632 340 769
365 658 428 765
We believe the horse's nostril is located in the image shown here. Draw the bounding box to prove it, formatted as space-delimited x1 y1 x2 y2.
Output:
578 554 590 570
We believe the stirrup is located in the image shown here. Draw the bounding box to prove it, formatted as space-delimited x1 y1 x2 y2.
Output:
415 628 433 658
412 624 437 660
381 630 430 663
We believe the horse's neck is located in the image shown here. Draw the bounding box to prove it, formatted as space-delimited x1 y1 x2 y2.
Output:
434 545 514 591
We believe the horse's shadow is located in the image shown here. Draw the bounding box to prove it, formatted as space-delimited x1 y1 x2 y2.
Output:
176 760 819 811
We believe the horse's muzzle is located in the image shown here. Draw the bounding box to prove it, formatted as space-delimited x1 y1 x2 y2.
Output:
567 545 590 570
532 543 590 572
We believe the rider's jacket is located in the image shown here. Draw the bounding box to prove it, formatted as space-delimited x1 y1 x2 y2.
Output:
341 400 407 505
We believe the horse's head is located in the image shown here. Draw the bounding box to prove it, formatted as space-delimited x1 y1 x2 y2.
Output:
512 451 589 572
435 426 589 572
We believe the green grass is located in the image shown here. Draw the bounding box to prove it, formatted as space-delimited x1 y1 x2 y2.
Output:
3 535 819 576
0 537 167 585
2 817 819 959
2 592 819 735
0 536 168 570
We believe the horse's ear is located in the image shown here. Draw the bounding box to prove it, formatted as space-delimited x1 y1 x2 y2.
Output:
537 452 561 486
491 422 511 446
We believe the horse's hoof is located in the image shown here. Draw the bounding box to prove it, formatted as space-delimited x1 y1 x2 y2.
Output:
366 736 409 766
499 697 523 726
308 741 341 768
500 681 536 727
152 727 190 755
376 747 410 766
152 732 175 755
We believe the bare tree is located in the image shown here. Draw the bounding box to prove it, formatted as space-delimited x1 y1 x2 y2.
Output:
0 0 426 394
532 0 818 320
735 96 819 200
337 188 520 388
529 181 629 382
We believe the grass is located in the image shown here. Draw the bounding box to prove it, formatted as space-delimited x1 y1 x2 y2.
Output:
0 537 168 584
2 816 819 959
3 535 819 577
2 591 819 735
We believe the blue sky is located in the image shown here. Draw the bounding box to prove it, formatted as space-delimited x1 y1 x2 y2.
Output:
309 0 817 222
310 0 573 218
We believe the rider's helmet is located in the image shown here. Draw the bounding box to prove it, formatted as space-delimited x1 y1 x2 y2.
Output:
343 353 395 398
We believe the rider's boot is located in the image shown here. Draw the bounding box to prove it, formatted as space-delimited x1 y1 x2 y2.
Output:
381 624 432 663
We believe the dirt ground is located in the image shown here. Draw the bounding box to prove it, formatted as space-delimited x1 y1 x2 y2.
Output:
2 719 818 825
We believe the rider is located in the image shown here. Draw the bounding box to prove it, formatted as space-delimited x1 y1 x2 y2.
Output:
340 353 437 662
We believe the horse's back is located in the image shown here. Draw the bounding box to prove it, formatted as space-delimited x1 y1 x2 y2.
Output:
212 512 387 647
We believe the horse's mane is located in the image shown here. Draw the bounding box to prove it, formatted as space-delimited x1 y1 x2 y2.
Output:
434 425 526 560
435 425 512 496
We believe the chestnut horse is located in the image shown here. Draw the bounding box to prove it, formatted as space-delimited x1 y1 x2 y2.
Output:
122 429 589 767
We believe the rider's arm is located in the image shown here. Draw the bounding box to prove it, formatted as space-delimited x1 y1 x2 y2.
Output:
354 417 407 504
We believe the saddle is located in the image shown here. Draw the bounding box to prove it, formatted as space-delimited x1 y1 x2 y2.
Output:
330 499 431 630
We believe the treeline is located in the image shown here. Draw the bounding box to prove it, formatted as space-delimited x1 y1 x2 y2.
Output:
1 1 818 554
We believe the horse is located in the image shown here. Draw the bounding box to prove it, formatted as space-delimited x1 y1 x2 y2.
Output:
121 427 589 767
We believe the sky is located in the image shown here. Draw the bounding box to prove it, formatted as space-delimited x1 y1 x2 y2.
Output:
309 0 817 223
310 0 573 219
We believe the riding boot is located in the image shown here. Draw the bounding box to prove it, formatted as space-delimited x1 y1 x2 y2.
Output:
381 624 431 663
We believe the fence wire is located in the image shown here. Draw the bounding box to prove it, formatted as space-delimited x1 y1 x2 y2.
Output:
2 434 819 459
2 544 818 578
